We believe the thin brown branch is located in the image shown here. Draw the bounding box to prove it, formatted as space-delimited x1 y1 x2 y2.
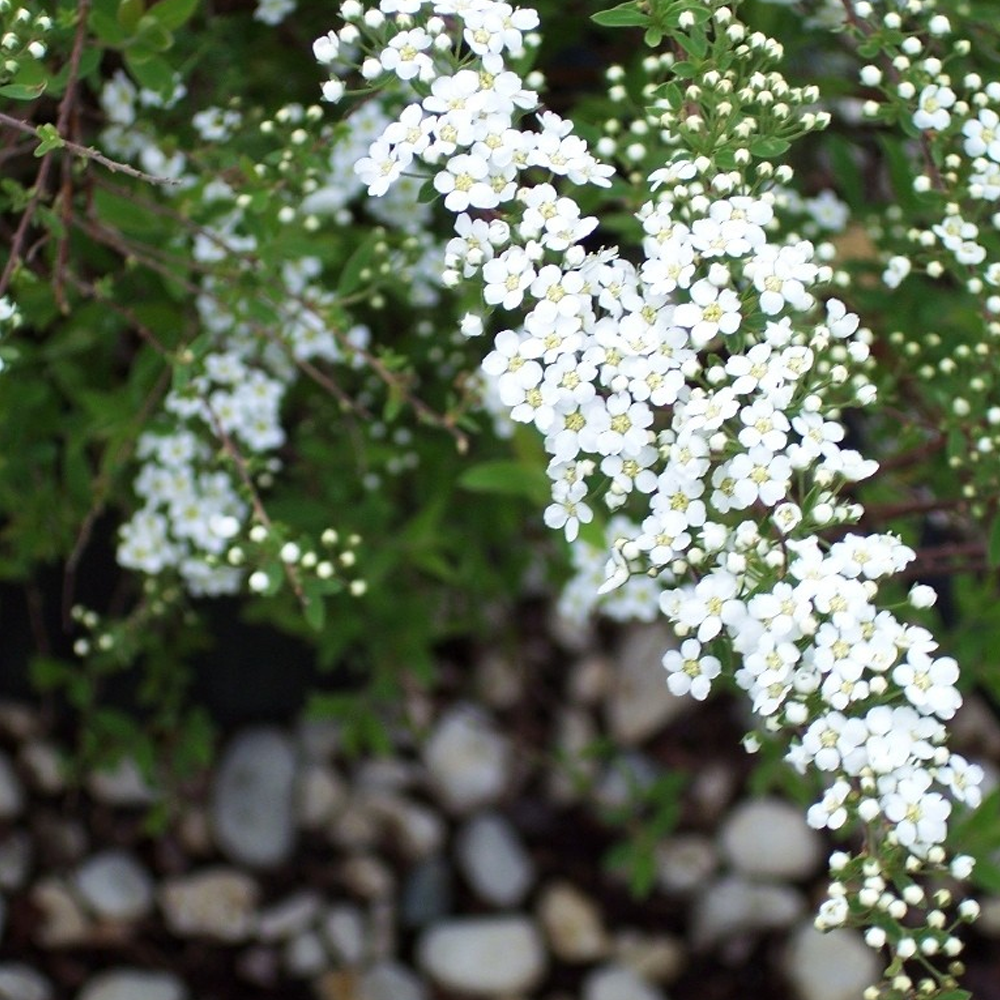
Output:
201 400 308 608
67 271 172 356
838 0 945 191
0 111 183 187
862 493 970 523
61 363 174 628
86 177 470 447
876 430 946 471
0 0 89 299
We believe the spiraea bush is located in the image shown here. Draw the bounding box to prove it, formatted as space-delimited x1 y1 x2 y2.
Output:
3 1 1000 995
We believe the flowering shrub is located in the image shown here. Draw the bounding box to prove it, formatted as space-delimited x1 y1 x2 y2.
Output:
3 0 1000 995
312 0 999 994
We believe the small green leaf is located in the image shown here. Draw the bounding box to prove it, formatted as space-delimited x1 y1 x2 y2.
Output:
946 427 966 462
653 81 682 108
34 123 65 157
135 14 174 51
118 0 145 32
123 51 174 94
458 460 550 504
669 61 698 79
988 514 1000 568
338 236 378 297
677 27 708 59
93 186 163 235
0 81 47 100
148 0 199 30
750 136 791 158
303 594 326 632
591 2 651 28
934 992 972 1000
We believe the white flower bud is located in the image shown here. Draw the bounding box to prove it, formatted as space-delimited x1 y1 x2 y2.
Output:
908 584 937 608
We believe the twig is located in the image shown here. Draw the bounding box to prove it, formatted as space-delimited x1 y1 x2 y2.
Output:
201 400 308 607
837 0 945 191
0 0 90 299
61 363 174 628
86 176 471 447
0 111 182 187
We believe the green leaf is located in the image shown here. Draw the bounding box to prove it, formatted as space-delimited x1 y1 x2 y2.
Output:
591 2 651 28
989 514 1000 568
653 81 683 108
0 81 47 100
878 135 920 212
677 27 708 59
946 427 966 462
92 186 162 235
458 460 550 504
750 136 791 158
134 14 174 51
669 61 698 79
823 133 865 210
90 8 128 45
123 51 174 94
118 0 145 32
34 123 65 157
148 0 199 30
303 594 326 632
934 992 972 1000
338 236 378 297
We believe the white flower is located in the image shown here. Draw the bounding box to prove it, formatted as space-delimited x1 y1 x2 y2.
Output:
483 246 536 309
544 479 592 541
662 637 722 700
937 753 984 808
913 84 956 131
963 107 1000 161
313 31 341 64
673 570 743 643
482 328 542 406
434 151 499 212
882 769 951 851
355 139 408 197
893 653 962 719
746 241 818 315
672 278 742 346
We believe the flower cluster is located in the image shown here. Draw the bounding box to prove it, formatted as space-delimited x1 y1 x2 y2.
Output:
843 0 1000 525
0 3 52 81
320 0 983 991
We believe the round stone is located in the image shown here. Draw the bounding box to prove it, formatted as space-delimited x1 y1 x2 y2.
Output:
784 924 881 1000
455 812 534 908
718 798 822 881
0 963 53 1000
74 851 154 922
692 875 805 949
422 705 512 814
582 964 667 1000
358 962 427 1000
211 728 297 869
159 868 259 943
77 970 186 1000
417 916 546 996
537 881 609 963
0 751 24 821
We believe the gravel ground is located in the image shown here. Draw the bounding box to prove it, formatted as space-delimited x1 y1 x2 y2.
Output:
1 614 999 1000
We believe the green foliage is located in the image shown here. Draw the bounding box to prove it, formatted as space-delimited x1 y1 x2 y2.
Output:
601 769 689 898
0 0 553 778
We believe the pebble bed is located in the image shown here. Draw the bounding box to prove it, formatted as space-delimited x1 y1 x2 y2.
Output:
1 620 999 1000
